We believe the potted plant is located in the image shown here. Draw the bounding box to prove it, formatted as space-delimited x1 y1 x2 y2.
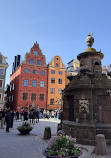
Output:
42 134 82 158
17 121 33 135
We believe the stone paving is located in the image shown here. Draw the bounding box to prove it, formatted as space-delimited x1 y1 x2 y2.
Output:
0 118 59 158
0 118 111 158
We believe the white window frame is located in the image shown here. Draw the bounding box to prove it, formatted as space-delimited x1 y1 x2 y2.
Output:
0 79 3 89
0 68 5 75
32 80 37 87
0 93 2 103
12 83 14 90
40 81 44 87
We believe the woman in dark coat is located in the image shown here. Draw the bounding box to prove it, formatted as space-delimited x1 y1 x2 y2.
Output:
5 110 11 132
23 110 28 121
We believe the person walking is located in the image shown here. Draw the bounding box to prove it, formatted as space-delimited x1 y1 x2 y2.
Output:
43 110 46 119
16 111 19 121
36 109 40 123
54 111 57 121
23 110 28 121
20 111 24 121
5 110 11 132
10 110 14 128
29 109 36 124
1 109 6 129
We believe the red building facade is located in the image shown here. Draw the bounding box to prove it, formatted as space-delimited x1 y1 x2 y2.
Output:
9 42 48 111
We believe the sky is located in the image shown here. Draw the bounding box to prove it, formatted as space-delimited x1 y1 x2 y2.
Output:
0 0 111 86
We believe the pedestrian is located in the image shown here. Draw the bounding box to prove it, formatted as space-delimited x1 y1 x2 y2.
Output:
5 110 11 132
23 110 28 121
10 110 14 128
43 110 46 119
36 109 40 123
29 109 36 124
20 111 24 121
54 110 57 121
1 109 6 129
46 110 49 119
16 111 19 121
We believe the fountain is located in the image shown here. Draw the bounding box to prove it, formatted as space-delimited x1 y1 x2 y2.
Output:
62 33 111 145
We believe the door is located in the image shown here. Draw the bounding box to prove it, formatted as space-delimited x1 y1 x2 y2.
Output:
68 95 74 121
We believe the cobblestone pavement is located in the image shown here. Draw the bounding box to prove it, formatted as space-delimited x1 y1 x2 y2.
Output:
0 118 60 158
0 118 111 158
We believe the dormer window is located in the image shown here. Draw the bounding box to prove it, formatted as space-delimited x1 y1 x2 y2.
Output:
0 69 4 75
34 51 38 55
29 59 34 64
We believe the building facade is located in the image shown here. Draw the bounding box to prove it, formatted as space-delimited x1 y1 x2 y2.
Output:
103 64 111 72
0 53 8 110
47 56 66 110
9 42 48 111
66 59 80 85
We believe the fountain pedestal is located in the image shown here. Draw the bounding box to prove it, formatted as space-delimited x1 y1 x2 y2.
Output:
62 34 111 145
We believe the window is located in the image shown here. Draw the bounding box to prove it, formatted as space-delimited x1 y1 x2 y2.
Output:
37 60 41 65
12 95 13 102
24 80 29 86
33 70 37 74
0 80 3 89
56 58 59 60
51 70 55 74
32 80 37 87
58 79 62 84
9 96 11 102
25 69 29 73
12 83 14 90
58 89 62 94
50 99 54 105
56 63 59 67
51 78 55 83
23 93 28 100
39 94 44 101
31 93 36 100
59 71 62 75
29 59 34 64
51 88 55 94
41 71 45 75
34 51 38 55
0 69 4 75
58 99 62 105
0 93 2 103
40 81 44 87
76 67 79 70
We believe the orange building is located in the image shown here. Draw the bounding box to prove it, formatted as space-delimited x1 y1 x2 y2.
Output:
47 56 66 110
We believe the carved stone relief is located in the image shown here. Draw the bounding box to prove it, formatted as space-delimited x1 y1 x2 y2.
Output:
79 99 89 114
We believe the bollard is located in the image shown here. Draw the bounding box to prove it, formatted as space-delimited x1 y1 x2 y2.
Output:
94 134 107 156
43 126 51 140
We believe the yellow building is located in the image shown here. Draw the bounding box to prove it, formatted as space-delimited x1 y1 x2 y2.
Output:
66 59 80 85
47 56 66 110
